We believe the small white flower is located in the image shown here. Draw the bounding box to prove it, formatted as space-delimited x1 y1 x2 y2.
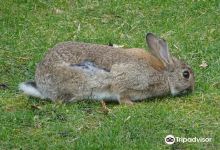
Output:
199 60 208 68
113 44 124 48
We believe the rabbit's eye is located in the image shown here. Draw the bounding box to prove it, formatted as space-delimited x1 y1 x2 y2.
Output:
183 70 190 79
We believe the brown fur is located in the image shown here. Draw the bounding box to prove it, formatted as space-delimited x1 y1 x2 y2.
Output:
126 48 165 71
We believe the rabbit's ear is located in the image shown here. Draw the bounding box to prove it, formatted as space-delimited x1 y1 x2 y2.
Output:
146 33 174 69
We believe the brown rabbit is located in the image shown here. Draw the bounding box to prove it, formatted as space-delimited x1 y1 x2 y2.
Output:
19 33 195 104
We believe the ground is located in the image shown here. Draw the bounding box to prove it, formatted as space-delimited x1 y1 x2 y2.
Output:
0 0 220 149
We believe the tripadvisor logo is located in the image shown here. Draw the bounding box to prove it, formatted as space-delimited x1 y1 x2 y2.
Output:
165 135 175 145
165 135 212 145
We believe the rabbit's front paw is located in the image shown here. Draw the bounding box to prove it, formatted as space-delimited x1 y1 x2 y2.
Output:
119 97 134 106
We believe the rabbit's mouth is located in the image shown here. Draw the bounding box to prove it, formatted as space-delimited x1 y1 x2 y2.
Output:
177 86 193 96
171 86 193 96
180 88 192 95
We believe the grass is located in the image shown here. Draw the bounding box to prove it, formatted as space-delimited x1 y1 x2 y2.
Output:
0 0 220 149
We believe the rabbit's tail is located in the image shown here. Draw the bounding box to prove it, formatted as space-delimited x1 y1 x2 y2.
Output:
19 81 43 98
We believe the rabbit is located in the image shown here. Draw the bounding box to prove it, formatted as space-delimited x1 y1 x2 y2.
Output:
19 33 195 104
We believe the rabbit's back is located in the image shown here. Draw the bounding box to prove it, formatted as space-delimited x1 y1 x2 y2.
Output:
40 42 164 71
41 42 127 70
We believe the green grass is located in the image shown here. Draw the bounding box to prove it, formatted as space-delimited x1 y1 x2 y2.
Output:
0 0 220 149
